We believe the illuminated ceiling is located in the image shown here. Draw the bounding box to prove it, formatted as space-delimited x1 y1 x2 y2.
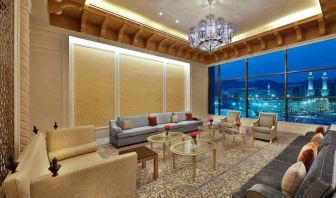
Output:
87 0 322 41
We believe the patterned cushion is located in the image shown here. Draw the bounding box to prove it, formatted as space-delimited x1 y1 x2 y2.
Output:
281 161 307 197
295 145 336 198
311 133 323 147
121 120 132 130
297 142 318 171
171 115 178 123
259 116 274 127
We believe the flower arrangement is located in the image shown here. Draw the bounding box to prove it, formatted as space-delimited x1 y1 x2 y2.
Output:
208 116 214 127
164 125 172 136
190 132 199 145
234 119 242 128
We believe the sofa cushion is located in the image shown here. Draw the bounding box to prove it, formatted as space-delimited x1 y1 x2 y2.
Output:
252 126 271 134
171 115 178 123
221 121 235 128
295 145 336 198
121 120 132 130
47 125 95 153
155 123 182 131
48 142 97 162
118 114 149 128
153 112 172 125
319 130 336 151
178 120 203 127
174 112 186 122
281 161 307 197
297 142 318 171
260 116 275 127
58 152 103 174
275 136 311 165
117 126 156 139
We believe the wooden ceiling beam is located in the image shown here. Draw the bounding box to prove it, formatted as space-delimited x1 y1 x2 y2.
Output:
157 38 167 51
177 45 188 56
48 0 83 15
294 25 303 42
243 41 252 54
257 37 266 51
80 6 89 33
274 32 283 46
168 42 178 54
232 46 239 57
117 23 127 42
132 28 143 46
145 34 155 49
100 17 109 38
318 15 326 35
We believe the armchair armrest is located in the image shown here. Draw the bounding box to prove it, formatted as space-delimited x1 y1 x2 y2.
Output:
221 116 228 122
109 120 122 137
246 184 288 198
31 152 138 198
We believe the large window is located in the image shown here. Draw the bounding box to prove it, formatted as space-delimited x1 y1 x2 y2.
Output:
208 38 336 125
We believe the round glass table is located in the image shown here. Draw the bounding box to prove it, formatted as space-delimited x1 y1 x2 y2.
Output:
170 139 217 181
197 124 220 140
147 132 185 161
221 124 254 152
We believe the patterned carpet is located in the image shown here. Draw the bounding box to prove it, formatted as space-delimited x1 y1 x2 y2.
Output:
97 131 297 198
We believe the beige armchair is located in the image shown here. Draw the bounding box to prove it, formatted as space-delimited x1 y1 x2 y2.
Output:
252 113 278 144
220 111 241 130
4 125 137 198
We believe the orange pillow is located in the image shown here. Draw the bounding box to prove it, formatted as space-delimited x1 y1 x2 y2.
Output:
314 126 325 135
186 113 193 121
297 142 318 171
311 133 323 146
148 116 157 126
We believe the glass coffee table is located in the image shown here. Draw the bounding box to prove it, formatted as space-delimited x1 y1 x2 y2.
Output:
170 139 217 181
147 132 185 161
197 125 220 140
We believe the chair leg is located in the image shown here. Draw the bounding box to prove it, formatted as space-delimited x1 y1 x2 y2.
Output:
270 139 272 144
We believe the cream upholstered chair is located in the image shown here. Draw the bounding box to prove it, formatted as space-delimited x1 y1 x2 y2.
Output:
4 125 137 198
252 112 278 144
220 111 241 130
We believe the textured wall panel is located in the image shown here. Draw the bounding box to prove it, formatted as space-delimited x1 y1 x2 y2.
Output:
166 64 185 112
0 0 14 184
74 46 115 127
120 54 163 115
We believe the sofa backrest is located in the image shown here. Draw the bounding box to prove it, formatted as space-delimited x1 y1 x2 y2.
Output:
152 112 173 125
318 130 336 151
46 125 97 162
117 114 149 128
294 145 336 198
259 112 278 127
4 133 50 198
227 111 241 122
174 112 186 122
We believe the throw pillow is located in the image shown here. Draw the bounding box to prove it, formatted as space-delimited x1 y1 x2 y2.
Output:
171 115 178 123
314 126 325 135
311 133 324 147
148 116 157 126
186 112 193 121
281 161 307 197
121 120 132 130
297 142 318 171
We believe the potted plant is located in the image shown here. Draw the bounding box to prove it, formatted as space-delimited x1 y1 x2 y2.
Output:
190 132 199 145
164 125 172 136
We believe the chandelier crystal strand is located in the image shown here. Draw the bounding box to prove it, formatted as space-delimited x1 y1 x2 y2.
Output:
188 0 236 53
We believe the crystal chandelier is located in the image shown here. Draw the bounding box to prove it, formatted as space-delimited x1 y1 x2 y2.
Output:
188 0 236 53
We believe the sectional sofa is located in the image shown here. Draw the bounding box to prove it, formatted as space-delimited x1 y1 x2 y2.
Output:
109 112 203 148
232 126 336 198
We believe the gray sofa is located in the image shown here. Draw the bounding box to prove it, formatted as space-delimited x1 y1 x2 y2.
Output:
232 127 336 198
109 112 203 148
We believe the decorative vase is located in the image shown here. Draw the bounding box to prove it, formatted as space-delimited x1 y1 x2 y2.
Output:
209 121 213 128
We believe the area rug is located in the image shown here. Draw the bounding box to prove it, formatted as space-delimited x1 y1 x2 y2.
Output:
97 131 297 198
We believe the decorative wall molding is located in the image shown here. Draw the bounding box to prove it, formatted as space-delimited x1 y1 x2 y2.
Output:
69 37 190 128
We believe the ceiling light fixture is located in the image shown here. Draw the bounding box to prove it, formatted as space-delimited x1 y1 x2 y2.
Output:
159 12 163 16
176 20 179 23
188 0 236 53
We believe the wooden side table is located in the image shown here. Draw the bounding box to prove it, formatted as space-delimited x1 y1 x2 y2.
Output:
119 146 158 179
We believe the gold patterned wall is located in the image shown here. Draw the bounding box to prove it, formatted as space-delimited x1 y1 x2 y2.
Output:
74 46 116 127
166 64 185 112
120 54 163 115
0 0 14 184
